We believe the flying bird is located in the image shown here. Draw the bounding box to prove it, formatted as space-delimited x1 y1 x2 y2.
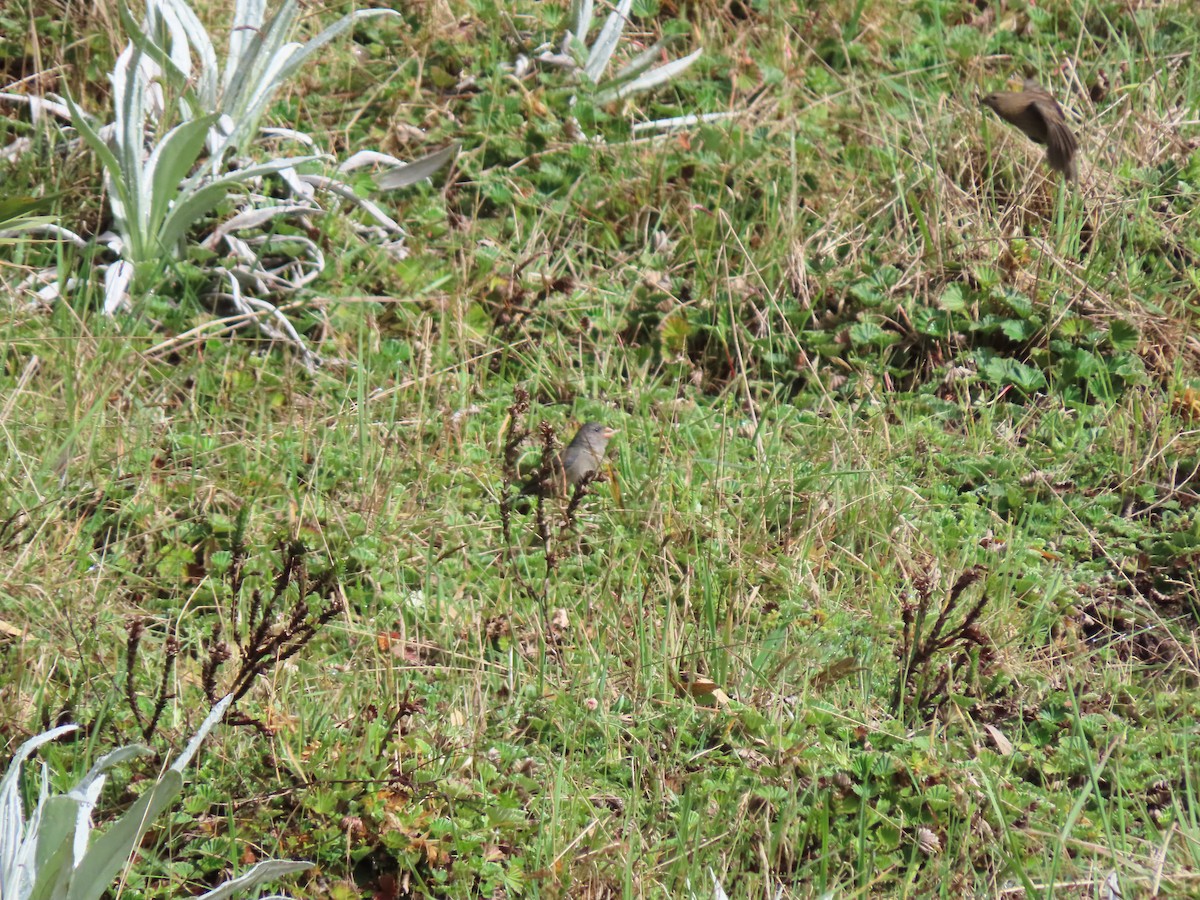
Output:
981 79 1078 180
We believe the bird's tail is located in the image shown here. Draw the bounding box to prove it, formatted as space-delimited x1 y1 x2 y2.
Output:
1046 120 1077 180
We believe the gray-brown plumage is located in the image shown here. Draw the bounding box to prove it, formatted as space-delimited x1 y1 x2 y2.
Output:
981 79 1078 180
521 422 617 497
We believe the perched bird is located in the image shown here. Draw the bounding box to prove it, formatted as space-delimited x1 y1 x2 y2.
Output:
981 79 1078 180
521 422 618 497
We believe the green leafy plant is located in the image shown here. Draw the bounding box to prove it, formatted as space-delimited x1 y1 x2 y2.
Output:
524 0 706 138
123 0 392 167
20 0 456 361
59 0 384 312
0 196 59 247
64 82 316 309
559 0 702 106
0 695 309 900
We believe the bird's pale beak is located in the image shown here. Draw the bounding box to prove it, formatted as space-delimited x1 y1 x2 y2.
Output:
602 427 619 439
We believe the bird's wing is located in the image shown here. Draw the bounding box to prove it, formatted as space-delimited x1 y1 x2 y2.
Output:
1021 81 1069 119
1028 96 1077 178
562 445 600 484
